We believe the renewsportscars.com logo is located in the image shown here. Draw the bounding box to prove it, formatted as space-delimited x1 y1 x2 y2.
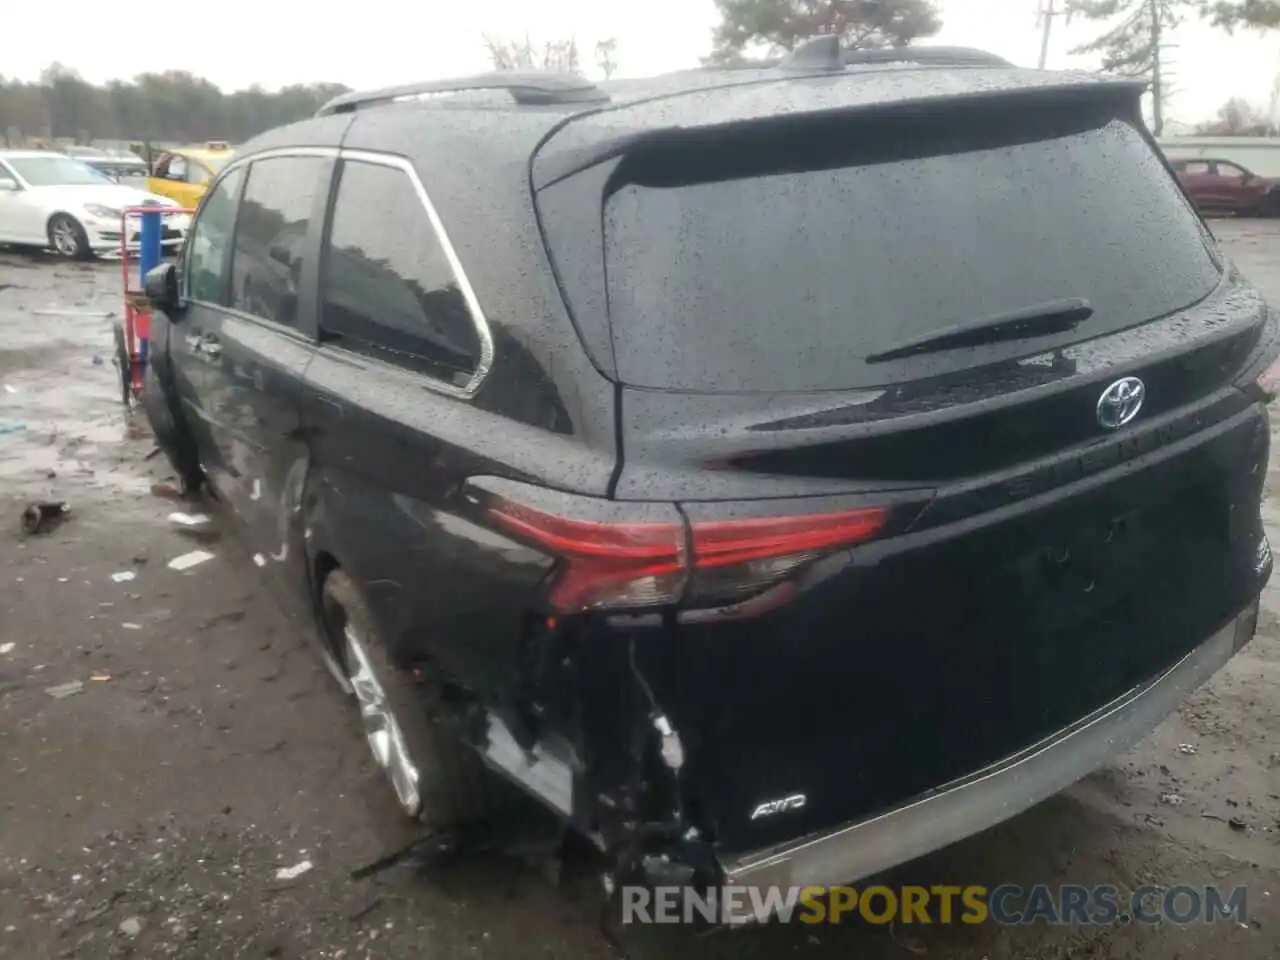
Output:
620 883 1251 926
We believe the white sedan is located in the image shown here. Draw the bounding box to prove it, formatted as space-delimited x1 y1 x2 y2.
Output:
0 150 190 259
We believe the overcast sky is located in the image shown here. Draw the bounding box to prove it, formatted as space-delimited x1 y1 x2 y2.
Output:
6 0 1277 126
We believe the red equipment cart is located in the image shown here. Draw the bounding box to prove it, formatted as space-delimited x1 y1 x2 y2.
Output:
114 205 194 405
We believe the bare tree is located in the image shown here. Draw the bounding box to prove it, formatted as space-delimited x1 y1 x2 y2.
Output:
595 38 620 79
1194 96 1270 134
484 34 582 73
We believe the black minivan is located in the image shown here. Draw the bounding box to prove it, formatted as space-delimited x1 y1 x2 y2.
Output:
143 42 1276 921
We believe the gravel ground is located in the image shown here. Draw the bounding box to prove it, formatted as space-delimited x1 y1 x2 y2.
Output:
0 221 1277 959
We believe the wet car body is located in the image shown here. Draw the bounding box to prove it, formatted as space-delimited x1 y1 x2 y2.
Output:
144 45 1277 919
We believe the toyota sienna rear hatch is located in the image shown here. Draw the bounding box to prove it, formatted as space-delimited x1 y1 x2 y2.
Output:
534 77 1275 854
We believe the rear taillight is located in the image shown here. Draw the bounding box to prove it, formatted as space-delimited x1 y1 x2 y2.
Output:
470 480 888 614
476 495 688 612
686 510 887 607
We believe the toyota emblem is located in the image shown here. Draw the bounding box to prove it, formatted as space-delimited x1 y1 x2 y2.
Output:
1096 377 1146 430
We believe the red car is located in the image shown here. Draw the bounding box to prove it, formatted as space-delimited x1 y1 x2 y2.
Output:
1170 157 1280 217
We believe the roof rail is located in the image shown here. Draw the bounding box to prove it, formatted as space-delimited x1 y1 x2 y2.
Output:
843 46 1012 67
316 72 609 116
773 39 1012 73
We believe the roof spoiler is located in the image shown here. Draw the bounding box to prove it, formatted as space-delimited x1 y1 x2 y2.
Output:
317 72 609 117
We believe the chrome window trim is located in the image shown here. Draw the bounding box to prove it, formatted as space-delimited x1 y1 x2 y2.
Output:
185 145 496 400
333 149 495 400
183 147 336 307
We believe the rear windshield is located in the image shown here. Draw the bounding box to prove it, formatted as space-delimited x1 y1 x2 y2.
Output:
602 107 1221 392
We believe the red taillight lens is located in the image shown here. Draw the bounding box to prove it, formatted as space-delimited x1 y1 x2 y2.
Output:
483 497 687 613
690 510 888 567
480 485 888 614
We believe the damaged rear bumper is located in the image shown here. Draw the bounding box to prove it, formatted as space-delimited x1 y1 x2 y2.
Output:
716 602 1258 922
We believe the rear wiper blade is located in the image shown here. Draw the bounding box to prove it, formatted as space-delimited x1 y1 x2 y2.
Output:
865 298 1094 365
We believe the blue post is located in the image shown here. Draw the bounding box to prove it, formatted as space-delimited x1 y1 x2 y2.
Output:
139 209 162 279
137 209 163 382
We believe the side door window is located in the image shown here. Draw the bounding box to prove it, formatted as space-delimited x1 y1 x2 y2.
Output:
185 160 213 186
167 155 189 182
1213 162 1247 182
1180 160 1210 177
184 165 245 304
318 158 484 389
229 156 327 329
151 153 172 178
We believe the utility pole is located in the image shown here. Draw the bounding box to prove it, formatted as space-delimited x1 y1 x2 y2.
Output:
1150 0 1164 135
1038 0 1056 69
1037 0 1069 69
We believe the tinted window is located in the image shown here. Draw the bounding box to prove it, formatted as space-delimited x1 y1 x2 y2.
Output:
1181 161 1211 175
319 160 482 385
229 156 324 327
1216 163 1246 180
602 111 1222 393
185 166 245 304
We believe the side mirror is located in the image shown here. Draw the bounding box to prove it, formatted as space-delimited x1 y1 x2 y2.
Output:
144 262 183 318
0 177 18 192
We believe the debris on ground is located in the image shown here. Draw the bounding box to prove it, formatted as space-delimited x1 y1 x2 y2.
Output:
275 860 313 881
21 501 70 535
169 550 215 571
169 512 211 526
1178 743 1199 756
0 421 27 435
118 916 143 938
90 673 111 683
1161 793 1185 806
122 622 142 630
150 482 183 501
109 570 137 584
253 553 266 567
33 309 113 319
44 680 84 699
1230 817 1249 832
3 384 17 393
0 642 14 655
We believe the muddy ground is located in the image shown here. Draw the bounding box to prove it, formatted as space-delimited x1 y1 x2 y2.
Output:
0 222 1278 960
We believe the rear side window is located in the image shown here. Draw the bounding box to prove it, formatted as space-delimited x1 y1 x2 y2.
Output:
601 109 1222 393
229 155 325 328
319 159 482 387
185 165 245 304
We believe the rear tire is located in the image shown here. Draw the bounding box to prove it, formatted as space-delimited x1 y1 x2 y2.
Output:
47 214 91 260
322 570 504 828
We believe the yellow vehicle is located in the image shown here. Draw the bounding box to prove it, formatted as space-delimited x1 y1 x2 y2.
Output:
145 141 234 207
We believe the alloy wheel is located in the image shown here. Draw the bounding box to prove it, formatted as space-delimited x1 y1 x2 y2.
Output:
52 219 80 257
342 622 422 816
